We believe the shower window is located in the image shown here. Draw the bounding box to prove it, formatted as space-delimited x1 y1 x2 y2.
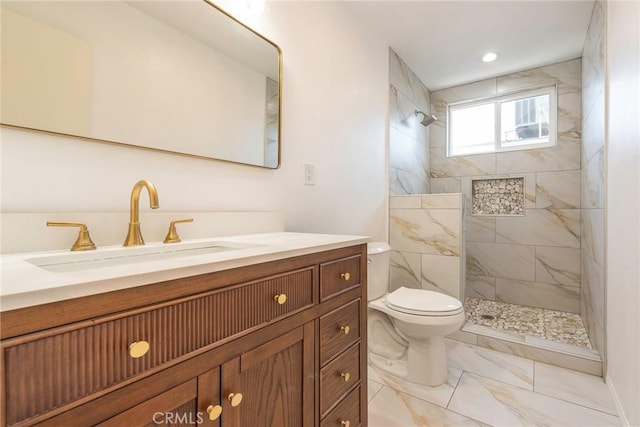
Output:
447 84 557 157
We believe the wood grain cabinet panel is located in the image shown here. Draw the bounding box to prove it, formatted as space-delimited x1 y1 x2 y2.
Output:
97 380 198 427
320 387 361 427
320 255 361 301
319 299 360 365
96 325 314 427
221 324 314 427
2 267 313 425
0 244 367 427
320 342 361 416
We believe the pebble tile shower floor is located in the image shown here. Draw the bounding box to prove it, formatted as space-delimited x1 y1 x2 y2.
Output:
464 297 592 349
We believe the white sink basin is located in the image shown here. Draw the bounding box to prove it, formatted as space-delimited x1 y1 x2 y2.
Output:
26 240 256 273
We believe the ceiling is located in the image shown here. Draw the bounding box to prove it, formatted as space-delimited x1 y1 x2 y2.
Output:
344 1 595 90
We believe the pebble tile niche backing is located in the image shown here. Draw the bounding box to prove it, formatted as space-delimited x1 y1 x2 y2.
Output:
472 177 525 215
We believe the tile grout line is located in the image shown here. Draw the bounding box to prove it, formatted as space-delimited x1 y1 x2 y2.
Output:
368 382 384 403
445 370 465 409
443 372 493 427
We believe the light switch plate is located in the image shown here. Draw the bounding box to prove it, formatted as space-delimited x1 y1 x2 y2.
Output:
303 163 315 185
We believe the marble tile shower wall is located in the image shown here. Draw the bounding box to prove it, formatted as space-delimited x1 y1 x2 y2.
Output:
389 48 431 195
389 194 464 300
429 58 583 314
580 0 606 356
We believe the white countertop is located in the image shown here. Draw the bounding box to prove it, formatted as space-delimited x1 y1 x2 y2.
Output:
0 232 369 311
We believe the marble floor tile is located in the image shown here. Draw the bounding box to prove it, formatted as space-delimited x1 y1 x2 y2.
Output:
368 385 488 427
448 373 620 427
369 363 463 408
533 362 617 415
368 363 385 384
446 339 535 390
368 380 383 402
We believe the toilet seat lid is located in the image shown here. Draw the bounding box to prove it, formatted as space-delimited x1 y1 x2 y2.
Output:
385 287 463 316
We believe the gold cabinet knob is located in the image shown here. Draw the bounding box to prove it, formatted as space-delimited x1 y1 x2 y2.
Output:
340 372 351 382
341 421 350 427
340 272 351 281
228 392 243 407
340 325 350 335
274 294 287 305
129 340 150 358
206 404 222 421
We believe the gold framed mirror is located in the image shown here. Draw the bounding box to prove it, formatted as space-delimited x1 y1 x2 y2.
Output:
1 0 282 168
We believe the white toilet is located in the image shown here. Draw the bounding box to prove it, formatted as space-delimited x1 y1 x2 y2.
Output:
367 242 465 386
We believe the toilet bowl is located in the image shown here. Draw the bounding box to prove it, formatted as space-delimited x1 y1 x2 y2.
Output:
367 242 465 386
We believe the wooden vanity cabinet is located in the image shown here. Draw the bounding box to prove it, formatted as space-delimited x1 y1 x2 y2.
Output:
0 244 367 427
97 324 314 427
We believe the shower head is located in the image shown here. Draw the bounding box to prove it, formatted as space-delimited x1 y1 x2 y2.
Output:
415 110 438 127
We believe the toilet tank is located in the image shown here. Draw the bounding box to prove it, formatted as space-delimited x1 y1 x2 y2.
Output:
367 242 391 301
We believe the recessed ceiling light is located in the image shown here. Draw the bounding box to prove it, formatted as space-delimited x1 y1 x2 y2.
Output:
482 52 498 63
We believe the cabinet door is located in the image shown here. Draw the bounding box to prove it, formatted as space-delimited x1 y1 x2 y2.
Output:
197 367 222 427
96 380 198 427
220 323 314 427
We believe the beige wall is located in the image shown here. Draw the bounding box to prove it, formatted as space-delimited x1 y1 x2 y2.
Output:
605 1 640 425
0 2 389 245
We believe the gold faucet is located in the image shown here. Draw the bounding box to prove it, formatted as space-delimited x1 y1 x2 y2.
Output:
47 221 97 251
123 179 159 246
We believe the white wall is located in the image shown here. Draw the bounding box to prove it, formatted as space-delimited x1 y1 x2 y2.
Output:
0 2 389 244
605 0 640 425
255 2 389 238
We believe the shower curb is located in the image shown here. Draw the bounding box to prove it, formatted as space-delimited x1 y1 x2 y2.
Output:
447 322 603 377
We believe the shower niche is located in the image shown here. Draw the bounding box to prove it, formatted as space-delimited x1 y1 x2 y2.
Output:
471 177 525 216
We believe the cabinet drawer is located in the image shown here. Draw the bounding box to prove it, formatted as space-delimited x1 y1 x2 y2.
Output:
320 255 361 301
319 299 360 364
320 342 361 415
320 386 361 427
2 267 313 425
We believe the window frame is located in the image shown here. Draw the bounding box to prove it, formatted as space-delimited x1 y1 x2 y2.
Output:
446 84 557 157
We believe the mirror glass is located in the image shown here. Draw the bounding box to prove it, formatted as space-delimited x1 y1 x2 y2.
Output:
1 1 281 168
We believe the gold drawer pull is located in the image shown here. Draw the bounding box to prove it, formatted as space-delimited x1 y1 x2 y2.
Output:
206 405 222 421
129 341 150 358
341 421 350 427
228 392 243 407
274 294 287 305
340 272 351 281
340 325 350 335
340 372 351 382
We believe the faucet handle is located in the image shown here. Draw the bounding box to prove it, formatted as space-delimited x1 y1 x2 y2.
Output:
163 218 193 244
47 221 97 251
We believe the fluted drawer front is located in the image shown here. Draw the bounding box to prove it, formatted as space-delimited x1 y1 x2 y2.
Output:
320 255 361 301
320 342 361 415
319 299 360 365
320 386 361 427
2 267 313 425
